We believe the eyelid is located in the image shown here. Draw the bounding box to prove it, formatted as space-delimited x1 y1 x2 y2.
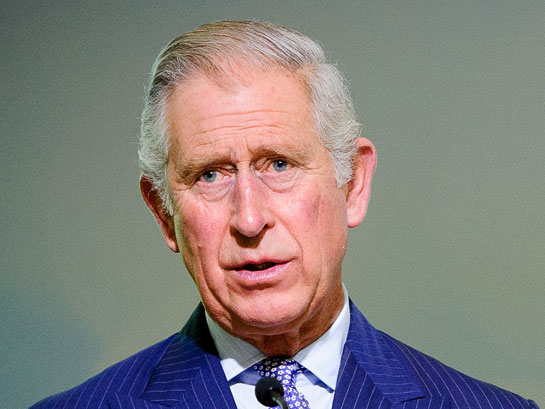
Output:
200 169 219 183
268 157 294 170
271 158 289 170
259 155 290 166
196 165 235 184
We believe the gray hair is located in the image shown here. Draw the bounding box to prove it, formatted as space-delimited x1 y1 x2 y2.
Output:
139 20 361 215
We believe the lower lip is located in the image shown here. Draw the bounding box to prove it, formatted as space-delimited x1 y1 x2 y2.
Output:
232 262 290 285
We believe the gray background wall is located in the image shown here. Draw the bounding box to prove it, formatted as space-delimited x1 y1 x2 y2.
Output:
2 1 543 407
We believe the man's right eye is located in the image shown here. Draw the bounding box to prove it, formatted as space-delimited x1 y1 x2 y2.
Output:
200 170 218 183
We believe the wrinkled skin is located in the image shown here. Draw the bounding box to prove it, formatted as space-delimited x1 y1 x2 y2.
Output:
141 67 376 355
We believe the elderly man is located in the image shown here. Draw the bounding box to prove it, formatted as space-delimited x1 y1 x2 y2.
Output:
31 21 538 409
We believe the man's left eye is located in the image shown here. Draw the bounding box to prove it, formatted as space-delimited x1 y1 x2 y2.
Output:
271 159 289 172
200 170 218 183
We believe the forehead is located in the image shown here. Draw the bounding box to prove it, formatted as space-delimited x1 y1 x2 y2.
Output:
164 67 320 159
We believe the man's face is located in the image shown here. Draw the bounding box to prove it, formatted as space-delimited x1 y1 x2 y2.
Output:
146 67 373 343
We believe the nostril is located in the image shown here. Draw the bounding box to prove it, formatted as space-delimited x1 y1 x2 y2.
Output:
231 212 268 238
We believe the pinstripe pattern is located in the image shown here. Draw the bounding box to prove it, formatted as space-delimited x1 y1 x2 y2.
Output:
29 335 175 409
30 302 539 409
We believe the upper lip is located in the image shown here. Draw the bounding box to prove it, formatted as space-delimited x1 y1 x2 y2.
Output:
226 258 289 271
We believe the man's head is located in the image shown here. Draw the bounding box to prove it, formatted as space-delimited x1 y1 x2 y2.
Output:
140 20 363 216
139 21 376 355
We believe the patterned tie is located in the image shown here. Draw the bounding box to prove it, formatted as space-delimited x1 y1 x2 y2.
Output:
253 357 311 409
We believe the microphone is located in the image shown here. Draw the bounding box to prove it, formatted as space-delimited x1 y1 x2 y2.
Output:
255 377 288 409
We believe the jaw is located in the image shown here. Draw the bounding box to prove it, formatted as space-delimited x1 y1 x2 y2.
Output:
206 278 345 356
237 295 344 356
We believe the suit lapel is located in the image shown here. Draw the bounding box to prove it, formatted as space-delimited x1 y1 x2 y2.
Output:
109 394 184 409
108 304 237 409
332 302 433 409
178 353 238 409
107 301 447 409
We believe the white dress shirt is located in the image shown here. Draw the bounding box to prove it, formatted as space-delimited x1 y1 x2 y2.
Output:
206 286 350 409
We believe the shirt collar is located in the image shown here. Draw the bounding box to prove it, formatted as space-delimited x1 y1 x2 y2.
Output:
206 284 350 391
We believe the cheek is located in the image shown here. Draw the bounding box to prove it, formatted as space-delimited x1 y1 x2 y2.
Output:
176 201 226 270
319 190 348 232
181 200 222 237
282 183 347 253
306 186 348 265
290 182 346 228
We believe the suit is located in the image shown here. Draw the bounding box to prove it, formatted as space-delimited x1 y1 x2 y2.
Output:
31 301 539 409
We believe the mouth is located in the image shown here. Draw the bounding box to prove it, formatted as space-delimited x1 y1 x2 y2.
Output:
240 262 277 271
229 260 290 284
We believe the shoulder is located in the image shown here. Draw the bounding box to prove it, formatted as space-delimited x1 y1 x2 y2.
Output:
29 334 177 409
346 302 539 408
381 331 539 409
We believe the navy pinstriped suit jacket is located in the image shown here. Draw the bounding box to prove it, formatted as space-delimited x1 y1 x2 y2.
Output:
31 301 539 409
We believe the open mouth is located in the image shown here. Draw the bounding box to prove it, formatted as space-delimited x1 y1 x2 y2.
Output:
240 262 277 271
231 260 290 284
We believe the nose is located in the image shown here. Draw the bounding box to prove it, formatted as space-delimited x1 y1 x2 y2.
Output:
230 171 273 238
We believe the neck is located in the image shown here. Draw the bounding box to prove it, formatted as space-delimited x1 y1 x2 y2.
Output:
235 288 345 356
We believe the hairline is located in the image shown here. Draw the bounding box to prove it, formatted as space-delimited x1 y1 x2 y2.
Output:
139 21 360 216
157 61 345 214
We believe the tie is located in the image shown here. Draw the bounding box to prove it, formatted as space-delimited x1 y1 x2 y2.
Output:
254 357 311 409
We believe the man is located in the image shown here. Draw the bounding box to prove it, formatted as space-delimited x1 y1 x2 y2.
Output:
31 21 538 409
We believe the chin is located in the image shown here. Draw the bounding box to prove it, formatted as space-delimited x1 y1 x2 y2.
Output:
231 295 310 333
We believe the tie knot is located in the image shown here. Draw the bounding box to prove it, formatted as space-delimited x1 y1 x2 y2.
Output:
253 357 304 387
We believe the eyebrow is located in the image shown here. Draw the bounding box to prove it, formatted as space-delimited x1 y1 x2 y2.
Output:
173 145 311 181
250 146 311 164
175 156 233 182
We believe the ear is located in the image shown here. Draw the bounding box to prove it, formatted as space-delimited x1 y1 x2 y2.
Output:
140 175 179 253
346 138 377 228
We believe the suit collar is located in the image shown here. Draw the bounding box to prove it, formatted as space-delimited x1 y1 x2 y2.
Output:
108 305 237 409
109 302 443 409
332 301 436 409
138 304 237 409
109 394 183 409
206 286 351 391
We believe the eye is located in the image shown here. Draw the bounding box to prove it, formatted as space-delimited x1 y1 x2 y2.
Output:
201 170 218 183
271 159 289 173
